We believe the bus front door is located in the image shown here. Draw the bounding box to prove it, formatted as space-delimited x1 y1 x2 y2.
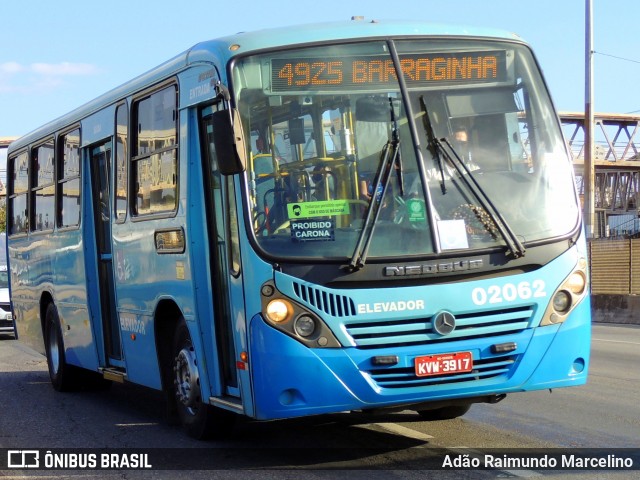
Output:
88 142 122 364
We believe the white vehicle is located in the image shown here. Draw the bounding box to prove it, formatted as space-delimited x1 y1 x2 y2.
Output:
0 265 14 336
0 230 14 336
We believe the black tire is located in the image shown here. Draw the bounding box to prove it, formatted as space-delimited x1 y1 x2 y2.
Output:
44 303 82 391
416 404 472 421
171 320 235 440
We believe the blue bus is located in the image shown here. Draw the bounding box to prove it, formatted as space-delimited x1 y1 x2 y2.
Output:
6 19 590 439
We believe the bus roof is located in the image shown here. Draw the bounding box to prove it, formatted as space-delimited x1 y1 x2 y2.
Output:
9 19 522 152
209 19 521 54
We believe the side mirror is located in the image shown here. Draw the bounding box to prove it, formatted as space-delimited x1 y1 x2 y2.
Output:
211 108 247 175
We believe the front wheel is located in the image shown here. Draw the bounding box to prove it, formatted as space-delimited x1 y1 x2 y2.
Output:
416 404 472 421
172 320 235 440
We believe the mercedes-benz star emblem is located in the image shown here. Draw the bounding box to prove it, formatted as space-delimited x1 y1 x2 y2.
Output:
433 311 456 336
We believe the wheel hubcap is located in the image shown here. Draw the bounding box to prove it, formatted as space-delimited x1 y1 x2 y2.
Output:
174 347 201 412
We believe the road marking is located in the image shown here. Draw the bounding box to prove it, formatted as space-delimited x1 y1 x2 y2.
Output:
365 428 544 479
0 477 104 479
592 337 640 346
114 422 159 427
372 422 434 441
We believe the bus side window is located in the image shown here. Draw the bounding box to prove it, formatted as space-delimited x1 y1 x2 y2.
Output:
132 86 178 216
8 151 29 235
58 129 81 228
227 176 241 276
31 140 55 232
115 105 128 222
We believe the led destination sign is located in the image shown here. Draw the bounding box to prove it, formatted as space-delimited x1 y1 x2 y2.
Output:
271 50 507 92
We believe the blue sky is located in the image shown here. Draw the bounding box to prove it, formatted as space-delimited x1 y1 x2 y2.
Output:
0 0 637 138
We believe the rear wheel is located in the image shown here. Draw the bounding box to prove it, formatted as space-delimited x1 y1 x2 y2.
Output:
416 404 472 421
172 320 235 439
44 303 81 391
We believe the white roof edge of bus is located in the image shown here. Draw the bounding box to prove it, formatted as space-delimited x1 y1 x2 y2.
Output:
211 19 521 54
8 20 522 152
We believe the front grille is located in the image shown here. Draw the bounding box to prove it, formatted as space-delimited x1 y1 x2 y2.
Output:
344 305 535 348
292 281 356 318
366 354 518 389
0 319 13 328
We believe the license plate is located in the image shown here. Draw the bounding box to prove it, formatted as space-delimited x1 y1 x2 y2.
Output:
414 351 473 377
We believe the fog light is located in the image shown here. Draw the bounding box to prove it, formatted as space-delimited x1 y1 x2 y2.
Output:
572 358 586 374
294 315 316 337
265 299 293 323
552 290 571 313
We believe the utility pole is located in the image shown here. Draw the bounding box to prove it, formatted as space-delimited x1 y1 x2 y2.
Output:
584 0 595 237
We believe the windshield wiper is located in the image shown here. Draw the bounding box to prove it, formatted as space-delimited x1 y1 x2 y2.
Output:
419 95 525 258
439 136 526 258
419 97 447 195
348 98 402 271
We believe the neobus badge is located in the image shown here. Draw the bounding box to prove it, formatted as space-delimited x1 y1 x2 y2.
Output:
384 258 484 276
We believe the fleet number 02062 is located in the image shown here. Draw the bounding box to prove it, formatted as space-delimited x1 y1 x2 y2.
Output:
471 280 547 306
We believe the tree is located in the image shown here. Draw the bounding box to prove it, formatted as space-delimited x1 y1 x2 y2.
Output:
0 203 5 233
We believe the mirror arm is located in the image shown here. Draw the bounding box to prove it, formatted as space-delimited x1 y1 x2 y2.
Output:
215 81 235 130
215 81 231 102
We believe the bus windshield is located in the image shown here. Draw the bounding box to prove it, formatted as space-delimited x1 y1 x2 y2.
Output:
233 39 579 261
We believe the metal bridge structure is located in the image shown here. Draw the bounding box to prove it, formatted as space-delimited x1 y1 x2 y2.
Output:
560 112 640 237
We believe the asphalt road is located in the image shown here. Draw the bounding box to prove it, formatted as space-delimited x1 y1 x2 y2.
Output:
0 323 637 479
463 323 640 448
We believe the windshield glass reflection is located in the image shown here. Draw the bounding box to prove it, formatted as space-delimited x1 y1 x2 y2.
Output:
232 39 579 261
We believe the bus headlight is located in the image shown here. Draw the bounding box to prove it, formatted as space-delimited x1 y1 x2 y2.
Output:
260 281 341 348
540 258 589 326
265 299 293 323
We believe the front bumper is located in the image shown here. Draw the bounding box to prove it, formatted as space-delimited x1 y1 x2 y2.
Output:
249 296 590 420
0 305 14 333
